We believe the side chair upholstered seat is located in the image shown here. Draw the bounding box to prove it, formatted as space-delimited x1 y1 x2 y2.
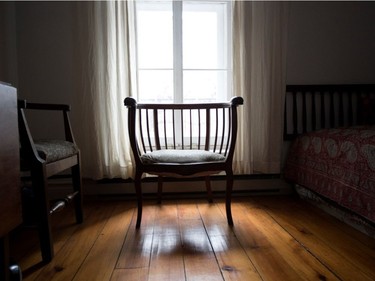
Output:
18 100 83 263
34 140 79 163
125 97 243 228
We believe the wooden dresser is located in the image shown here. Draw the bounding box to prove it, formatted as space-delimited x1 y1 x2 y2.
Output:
0 83 22 280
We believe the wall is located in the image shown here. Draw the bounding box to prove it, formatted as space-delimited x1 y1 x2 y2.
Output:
15 2 76 103
9 2 77 139
0 2 17 85
287 1 375 84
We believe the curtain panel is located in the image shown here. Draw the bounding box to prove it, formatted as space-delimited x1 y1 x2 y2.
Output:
232 1 289 174
75 1 137 179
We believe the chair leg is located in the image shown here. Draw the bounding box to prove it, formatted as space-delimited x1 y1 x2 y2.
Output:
72 162 83 224
225 170 234 226
205 176 213 203
157 176 163 204
134 172 143 229
32 166 54 263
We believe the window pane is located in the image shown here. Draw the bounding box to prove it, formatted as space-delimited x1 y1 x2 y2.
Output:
138 70 173 103
136 2 173 69
183 2 227 69
183 70 228 103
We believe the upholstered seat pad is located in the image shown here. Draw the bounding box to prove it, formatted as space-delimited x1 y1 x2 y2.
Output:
140 149 226 164
35 139 78 163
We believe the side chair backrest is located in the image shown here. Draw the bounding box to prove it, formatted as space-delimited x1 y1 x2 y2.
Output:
125 97 244 165
18 100 75 143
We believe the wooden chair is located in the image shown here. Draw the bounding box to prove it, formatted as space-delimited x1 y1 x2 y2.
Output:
17 100 83 263
124 97 243 228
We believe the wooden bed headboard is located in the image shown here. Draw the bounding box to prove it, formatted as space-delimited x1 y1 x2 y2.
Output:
283 84 375 140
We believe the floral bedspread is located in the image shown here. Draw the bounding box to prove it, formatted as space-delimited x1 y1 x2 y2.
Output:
284 126 375 223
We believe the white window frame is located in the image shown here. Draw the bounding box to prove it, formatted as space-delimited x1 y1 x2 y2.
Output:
135 0 232 103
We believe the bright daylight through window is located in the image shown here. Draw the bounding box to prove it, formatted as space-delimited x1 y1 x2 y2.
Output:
135 0 232 103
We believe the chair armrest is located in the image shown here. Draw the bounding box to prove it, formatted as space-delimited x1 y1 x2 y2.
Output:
230 96 244 106
124 97 137 108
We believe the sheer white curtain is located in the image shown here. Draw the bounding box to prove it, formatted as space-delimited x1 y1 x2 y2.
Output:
75 1 137 179
232 1 289 174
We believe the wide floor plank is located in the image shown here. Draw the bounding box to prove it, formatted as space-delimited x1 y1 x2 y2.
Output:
229 202 309 281
210 235 262 281
72 202 134 281
111 268 148 281
255 196 375 281
26 200 119 281
148 234 185 281
10 195 375 281
234 201 340 281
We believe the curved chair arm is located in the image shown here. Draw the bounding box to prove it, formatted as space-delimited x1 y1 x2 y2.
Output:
230 96 244 106
124 97 137 108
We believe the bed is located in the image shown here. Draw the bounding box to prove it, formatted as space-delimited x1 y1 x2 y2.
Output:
283 84 375 236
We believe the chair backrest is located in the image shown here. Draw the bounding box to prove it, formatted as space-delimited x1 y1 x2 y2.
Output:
18 100 76 166
125 97 244 165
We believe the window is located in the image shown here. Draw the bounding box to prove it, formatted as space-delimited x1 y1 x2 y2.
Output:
135 0 232 103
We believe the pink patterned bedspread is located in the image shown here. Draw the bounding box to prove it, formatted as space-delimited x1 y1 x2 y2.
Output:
284 126 375 223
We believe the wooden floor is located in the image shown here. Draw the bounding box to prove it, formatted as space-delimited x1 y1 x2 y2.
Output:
9 194 375 281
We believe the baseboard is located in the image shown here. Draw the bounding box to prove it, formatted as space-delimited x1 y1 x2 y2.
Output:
85 176 292 197
47 175 293 199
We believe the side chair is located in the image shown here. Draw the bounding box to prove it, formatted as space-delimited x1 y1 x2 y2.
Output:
17 100 83 263
125 97 244 228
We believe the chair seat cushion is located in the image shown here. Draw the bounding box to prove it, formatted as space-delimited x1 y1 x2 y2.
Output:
35 139 79 163
140 149 226 164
